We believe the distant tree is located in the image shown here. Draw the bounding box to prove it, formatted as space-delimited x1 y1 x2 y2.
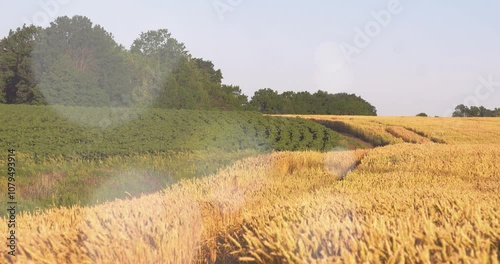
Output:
1 16 377 113
280 91 295 113
126 52 158 106
249 89 376 115
416 113 428 117
293 91 314 113
329 93 377 115
452 104 468 117
208 84 247 110
249 88 284 113
0 25 42 104
157 57 207 109
469 106 480 117
453 104 500 117
191 58 248 110
130 29 247 110
192 58 223 85
39 54 109 106
130 29 187 61
478 106 495 117
130 28 188 87
33 15 134 106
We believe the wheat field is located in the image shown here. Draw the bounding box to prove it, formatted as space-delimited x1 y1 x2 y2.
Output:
1 116 500 263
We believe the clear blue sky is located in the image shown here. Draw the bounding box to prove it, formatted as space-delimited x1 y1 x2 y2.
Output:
1 0 499 116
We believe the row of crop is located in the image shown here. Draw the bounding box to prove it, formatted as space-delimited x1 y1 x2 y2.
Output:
310 119 403 147
0 105 341 160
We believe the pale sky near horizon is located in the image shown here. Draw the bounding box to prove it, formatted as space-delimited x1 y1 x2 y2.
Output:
1 0 499 116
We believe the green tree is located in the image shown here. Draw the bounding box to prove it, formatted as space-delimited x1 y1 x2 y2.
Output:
130 29 187 79
127 52 158 106
0 25 42 104
453 104 500 117
33 15 133 106
0 16 378 114
39 54 108 106
468 106 480 117
157 57 210 109
249 88 284 113
293 91 314 114
249 89 376 115
212 84 248 110
192 58 222 85
453 104 468 117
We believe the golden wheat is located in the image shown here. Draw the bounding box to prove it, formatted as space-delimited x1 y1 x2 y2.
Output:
228 144 500 263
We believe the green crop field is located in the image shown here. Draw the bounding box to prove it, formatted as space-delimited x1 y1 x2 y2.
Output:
0 104 344 214
0 105 340 159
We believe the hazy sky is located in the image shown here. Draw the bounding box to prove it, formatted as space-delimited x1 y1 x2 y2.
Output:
1 0 500 116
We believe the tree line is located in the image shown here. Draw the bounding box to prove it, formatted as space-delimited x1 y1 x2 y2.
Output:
452 104 500 117
0 15 376 115
249 89 376 115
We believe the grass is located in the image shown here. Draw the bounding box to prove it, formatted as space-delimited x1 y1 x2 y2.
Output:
0 150 260 216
